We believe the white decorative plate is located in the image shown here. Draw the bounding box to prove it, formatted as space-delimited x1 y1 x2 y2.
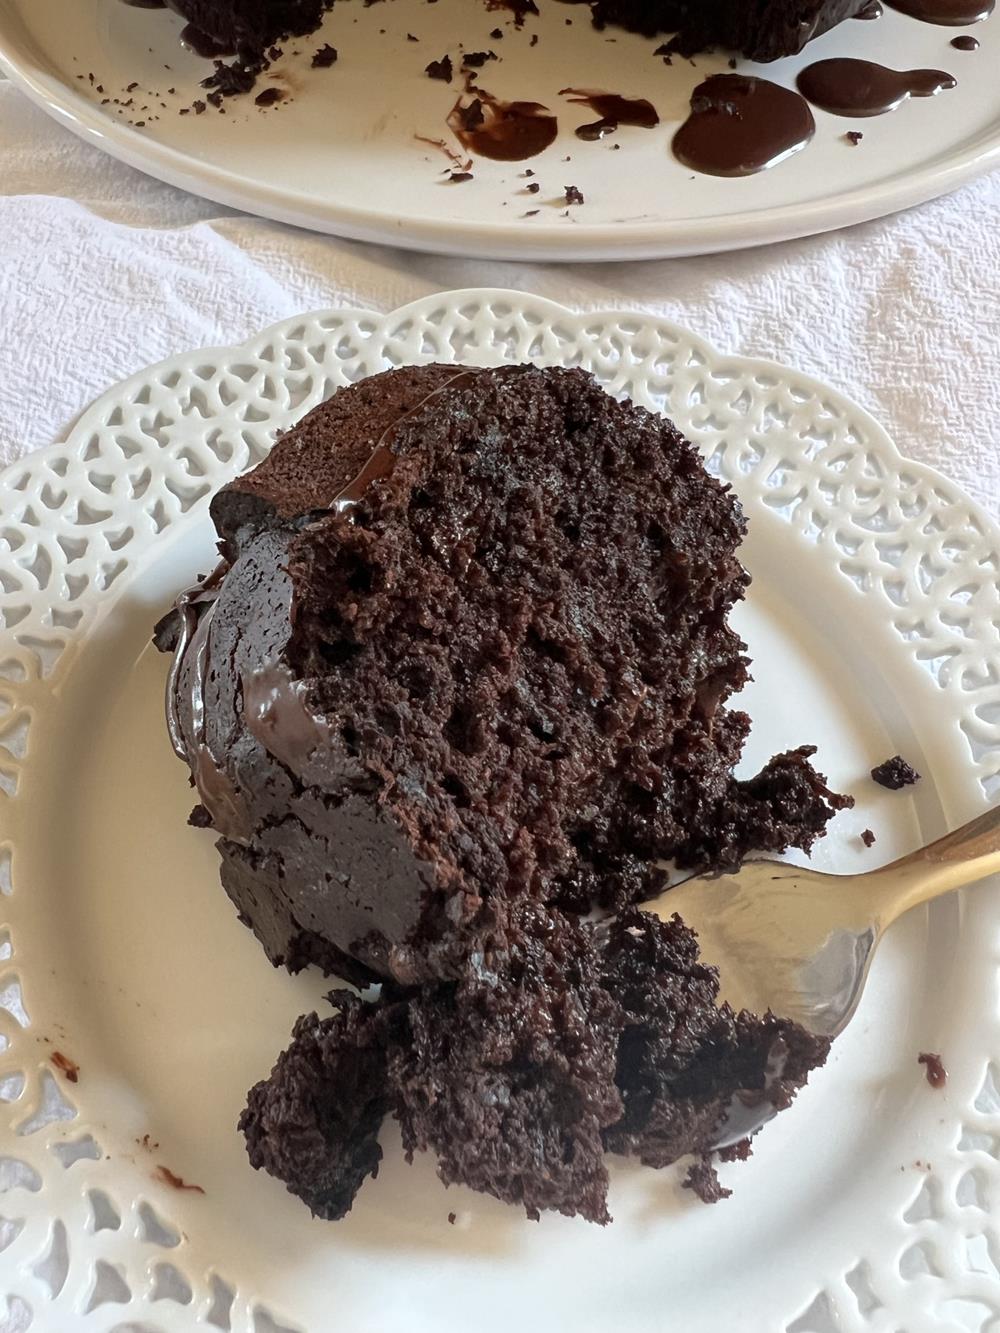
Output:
1 289 998 1332
0 0 997 259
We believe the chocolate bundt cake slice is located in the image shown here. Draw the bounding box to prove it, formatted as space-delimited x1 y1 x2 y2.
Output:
157 362 848 1220
159 363 847 988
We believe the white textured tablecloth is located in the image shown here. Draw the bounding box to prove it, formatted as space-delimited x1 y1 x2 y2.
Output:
2 80 998 517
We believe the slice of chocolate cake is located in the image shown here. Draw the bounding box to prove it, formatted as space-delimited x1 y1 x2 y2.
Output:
157 362 848 1220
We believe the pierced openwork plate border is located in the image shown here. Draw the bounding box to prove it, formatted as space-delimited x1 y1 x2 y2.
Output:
0 290 998 1333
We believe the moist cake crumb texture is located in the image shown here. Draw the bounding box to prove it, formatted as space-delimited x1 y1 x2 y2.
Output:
159 362 848 1221
871 755 921 789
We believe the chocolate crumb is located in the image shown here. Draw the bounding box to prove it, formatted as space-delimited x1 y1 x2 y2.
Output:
126 81 138 92
718 1137 753 1163
312 44 339 68
448 1210 457 1224
192 100 207 114
522 168 535 176
462 50 498 67
425 55 453 81
407 32 419 40
530 33 538 45
683 1156 731 1203
52 1051 79 1084
871 755 920 790
564 185 584 205
845 130 863 145
918 1052 947 1089
728 56 737 68
448 171 474 182
525 181 540 193
523 209 539 216
491 27 504 37
860 827 876 847
255 87 284 106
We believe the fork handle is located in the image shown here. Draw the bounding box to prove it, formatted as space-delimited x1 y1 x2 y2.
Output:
896 804 1000 865
872 805 1000 926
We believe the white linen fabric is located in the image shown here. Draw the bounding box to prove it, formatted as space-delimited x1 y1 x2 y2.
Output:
1 80 997 517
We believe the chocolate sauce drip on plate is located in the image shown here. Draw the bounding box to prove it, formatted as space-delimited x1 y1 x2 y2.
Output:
951 31 980 43
560 88 659 142
884 0 993 23
797 58 956 116
672 75 815 178
448 90 557 161
853 0 884 17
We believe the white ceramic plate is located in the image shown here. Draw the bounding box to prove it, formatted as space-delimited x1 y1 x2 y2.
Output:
0 0 998 259
1 289 999 1333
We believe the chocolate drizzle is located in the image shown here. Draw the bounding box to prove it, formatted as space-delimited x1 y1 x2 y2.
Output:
448 89 558 161
884 0 994 21
797 58 956 116
560 88 659 141
164 561 252 843
164 562 228 760
672 75 815 178
332 370 478 515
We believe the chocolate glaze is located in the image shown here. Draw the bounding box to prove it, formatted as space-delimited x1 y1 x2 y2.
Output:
243 663 330 778
165 562 253 843
797 58 956 116
164 562 228 759
333 369 477 514
884 0 993 22
448 89 558 161
951 31 980 43
560 88 659 138
854 0 884 16
672 75 815 178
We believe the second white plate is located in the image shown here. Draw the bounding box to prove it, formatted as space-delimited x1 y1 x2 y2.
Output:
1 291 999 1331
0 0 997 258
